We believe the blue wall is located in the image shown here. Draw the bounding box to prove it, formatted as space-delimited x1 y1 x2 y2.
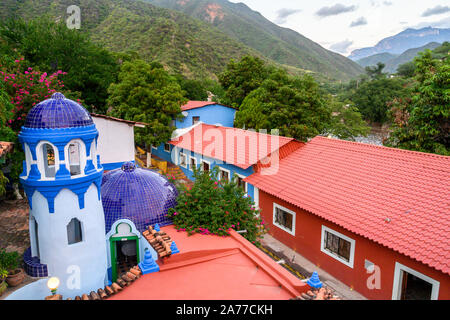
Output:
155 145 255 201
176 104 236 129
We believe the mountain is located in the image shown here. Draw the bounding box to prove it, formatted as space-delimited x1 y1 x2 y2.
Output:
349 27 450 61
0 0 267 80
144 0 363 81
384 42 441 73
356 42 442 73
357 53 398 68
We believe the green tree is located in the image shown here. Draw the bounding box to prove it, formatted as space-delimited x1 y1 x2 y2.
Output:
107 60 187 152
0 82 15 195
0 17 120 113
396 61 416 78
386 51 449 155
235 69 331 141
351 77 411 124
365 62 387 80
167 167 265 244
174 75 208 101
218 56 269 108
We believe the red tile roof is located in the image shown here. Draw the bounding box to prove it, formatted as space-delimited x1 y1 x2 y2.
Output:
0 141 13 158
181 100 234 111
245 136 450 275
108 225 309 300
169 123 295 169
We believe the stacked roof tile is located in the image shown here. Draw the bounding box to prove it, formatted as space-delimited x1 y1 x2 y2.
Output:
245 136 450 275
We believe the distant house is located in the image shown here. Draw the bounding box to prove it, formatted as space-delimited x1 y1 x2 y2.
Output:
152 123 302 201
175 101 236 129
91 114 146 170
245 136 450 300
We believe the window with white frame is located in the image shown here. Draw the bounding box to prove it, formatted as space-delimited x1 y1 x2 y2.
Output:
189 156 197 171
273 203 296 235
41 143 56 178
321 225 355 268
201 160 210 172
164 143 171 152
235 174 247 192
219 168 230 182
179 152 187 168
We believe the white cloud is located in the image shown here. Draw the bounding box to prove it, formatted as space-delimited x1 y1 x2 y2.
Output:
274 8 301 24
316 4 356 17
422 5 450 17
329 39 353 54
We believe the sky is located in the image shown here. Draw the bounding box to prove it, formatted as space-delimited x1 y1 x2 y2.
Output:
228 0 450 56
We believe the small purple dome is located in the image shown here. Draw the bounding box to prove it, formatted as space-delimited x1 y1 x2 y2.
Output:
24 92 93 129
101 162 178 233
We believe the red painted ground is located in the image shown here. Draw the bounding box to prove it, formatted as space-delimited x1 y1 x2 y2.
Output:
109 225 308 300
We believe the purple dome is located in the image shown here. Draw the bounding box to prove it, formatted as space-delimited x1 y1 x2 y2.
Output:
24 92 93 129
101 162 178 233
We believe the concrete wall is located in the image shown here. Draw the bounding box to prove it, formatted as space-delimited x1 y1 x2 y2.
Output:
30 184 108 299
92 117 135 170
176 105 236 129
258 190 450 300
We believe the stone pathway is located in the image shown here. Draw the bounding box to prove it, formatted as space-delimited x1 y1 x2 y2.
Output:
260 233 367 300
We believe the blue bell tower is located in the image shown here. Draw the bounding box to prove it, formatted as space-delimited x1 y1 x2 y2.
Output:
18 92 108 298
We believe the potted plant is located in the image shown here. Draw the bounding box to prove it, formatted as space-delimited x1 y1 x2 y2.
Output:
0 268 8 296
0 249 24 287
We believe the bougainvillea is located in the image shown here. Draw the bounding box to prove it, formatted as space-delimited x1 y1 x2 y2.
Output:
0 57 78 131
167 167 267 245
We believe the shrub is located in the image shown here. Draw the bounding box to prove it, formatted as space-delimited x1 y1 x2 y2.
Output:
167 167 266 244
0 249 21 272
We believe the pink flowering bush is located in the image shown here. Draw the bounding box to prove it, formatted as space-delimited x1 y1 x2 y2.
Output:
167 167 266 244
0 57 78 131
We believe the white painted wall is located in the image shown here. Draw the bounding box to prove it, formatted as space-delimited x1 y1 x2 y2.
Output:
30 184 108 299
92 117 135 166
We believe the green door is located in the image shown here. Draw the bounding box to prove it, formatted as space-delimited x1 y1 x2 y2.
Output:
110 235 140 282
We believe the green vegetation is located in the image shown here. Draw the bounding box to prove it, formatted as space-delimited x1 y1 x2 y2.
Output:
386 50 449 155
167 167 266 244
147 0 364 81
224 56 369 141
107 59 187 152
0 17 120 112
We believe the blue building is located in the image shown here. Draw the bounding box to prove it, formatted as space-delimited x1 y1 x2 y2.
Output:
153 122 300 204
175 100 236 129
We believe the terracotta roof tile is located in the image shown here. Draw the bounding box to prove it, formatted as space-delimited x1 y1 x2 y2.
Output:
170 123 295 169
245 136 450 275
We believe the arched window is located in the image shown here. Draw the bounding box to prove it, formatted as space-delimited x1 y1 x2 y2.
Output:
42 143 56 178
67 218 82 245
68 141 82 176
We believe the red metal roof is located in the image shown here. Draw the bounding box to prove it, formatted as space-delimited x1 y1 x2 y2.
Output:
169 123 295 169
108 225 308 300
181 100 235 111
245 136 450 275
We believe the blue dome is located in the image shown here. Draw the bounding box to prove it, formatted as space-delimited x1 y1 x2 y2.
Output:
101 162 178 233
24 92 93 129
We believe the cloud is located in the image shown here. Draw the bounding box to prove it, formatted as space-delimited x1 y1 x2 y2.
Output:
316 4 356 18
350 17 367 27
422 5 450 17
411 15 450 29
274 8 301 24
383 1 393 6
329 39 353 54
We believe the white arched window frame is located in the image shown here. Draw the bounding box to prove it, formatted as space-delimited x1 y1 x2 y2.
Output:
36 141 60 180
64 139 87 177
23 143 32 178
91 139 98 170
